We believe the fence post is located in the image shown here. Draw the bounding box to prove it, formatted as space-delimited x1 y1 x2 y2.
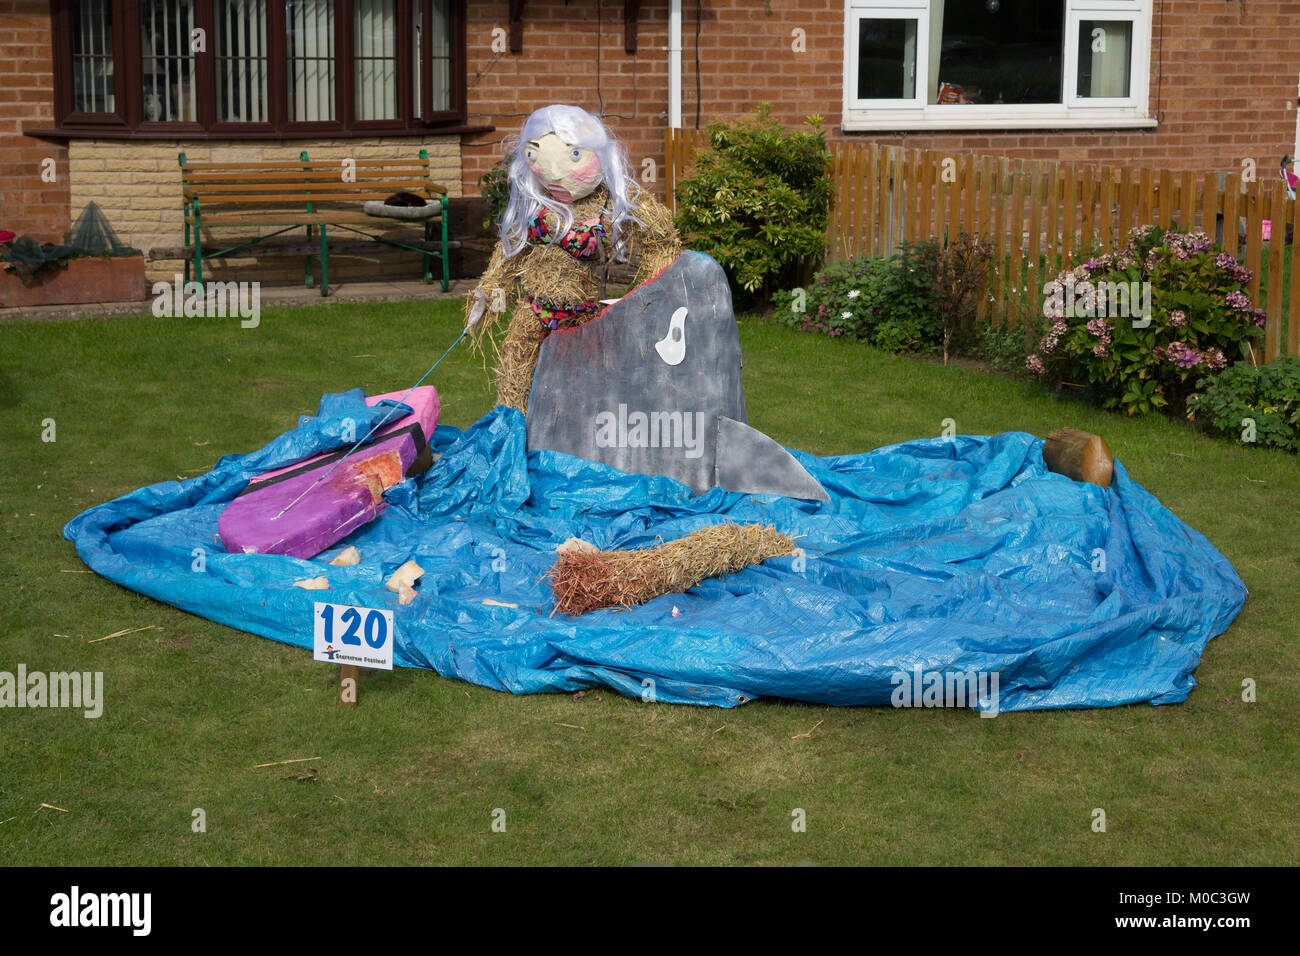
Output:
1265 181 1287 362
1290 191 1300 357
1245 181 1264 344
1025 160 1045 332
1200 170 1217 243
1179 170 1196 232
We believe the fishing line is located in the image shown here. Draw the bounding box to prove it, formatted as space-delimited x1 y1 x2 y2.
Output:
273 325 470 520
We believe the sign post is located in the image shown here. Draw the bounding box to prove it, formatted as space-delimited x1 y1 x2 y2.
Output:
313 602 395 707
340 665 359 707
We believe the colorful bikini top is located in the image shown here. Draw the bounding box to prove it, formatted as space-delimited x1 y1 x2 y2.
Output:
527 211 608 261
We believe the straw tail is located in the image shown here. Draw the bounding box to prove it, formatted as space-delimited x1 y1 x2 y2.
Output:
546 523 798 617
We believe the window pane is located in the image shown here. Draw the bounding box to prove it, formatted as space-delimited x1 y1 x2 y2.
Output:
414 0 453 118
72 0 115 114
1077 20 1132 98
354 0 397 120
412 1 421 117
430 0 451 113
216 0 269 122
857 18 918 100
286 0 335 122
933 0 1064 105
141 0 197 121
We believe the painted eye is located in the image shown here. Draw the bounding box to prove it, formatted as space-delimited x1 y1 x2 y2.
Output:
526 150 536 162
571 149 581 161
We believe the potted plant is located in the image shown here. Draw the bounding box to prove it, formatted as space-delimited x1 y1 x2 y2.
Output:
0 204 147 309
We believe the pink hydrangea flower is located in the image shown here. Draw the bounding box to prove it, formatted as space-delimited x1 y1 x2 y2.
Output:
1166 341 1202 369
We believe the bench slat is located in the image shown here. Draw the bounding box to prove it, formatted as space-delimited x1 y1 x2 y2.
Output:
185 211 443 226
183 170 435 184
184 184 451 199
183 191 447 204
180 159 431 171
186 182 435 197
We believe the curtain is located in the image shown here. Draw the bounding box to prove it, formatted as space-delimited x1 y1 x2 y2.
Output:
413 0 452 119
429 0 451 113
927 0 944 104
1082 19 1131 98
216 0 269 122
141 0 197 121
287 0 336 122
72 0 115 113
354 0 397 120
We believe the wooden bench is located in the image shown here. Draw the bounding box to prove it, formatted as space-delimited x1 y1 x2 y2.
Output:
179 149 450 295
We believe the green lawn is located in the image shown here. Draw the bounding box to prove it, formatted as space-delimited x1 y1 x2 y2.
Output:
0 300 1296 866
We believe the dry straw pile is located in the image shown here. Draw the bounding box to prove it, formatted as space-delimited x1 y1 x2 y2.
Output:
547 522 797 616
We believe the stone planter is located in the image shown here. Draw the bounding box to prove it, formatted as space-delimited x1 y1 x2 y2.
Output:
0 255 148 309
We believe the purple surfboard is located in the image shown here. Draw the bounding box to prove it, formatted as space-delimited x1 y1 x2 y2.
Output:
218 386 439 559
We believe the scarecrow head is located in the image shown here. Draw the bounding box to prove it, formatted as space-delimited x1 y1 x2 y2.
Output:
499 105 643 259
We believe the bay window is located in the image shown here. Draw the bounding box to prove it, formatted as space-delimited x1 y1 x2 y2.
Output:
50 0 465 136
69 0 122 118
843 0 1154 129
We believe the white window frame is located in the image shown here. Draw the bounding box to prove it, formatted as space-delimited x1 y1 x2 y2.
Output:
842 0 1156 131
843 1 928 111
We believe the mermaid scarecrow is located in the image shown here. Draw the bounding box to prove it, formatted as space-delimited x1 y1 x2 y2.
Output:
465 104 682 411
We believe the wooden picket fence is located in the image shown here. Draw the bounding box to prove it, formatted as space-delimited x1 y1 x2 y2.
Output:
665 127 1299 361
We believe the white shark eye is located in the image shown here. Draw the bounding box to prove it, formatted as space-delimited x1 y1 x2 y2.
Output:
655 307 689 366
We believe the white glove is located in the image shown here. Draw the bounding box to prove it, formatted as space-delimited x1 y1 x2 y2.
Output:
466 288 487 330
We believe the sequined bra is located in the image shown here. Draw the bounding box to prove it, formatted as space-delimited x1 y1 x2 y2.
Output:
526 211 608 261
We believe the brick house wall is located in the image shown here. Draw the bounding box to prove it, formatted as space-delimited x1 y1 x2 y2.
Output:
7 1 1297 279
461 1 674 205
0 0 69 241
462 0 1300 201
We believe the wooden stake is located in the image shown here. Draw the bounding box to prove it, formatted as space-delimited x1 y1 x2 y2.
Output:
340 665 358 708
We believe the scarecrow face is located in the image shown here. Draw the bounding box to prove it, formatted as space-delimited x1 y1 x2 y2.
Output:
525 132 604 204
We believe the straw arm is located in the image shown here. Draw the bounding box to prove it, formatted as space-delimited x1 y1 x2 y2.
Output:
466 244 522 343
628 193 684 287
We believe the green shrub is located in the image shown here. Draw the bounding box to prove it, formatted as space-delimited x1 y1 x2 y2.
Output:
478 153 513 230
1027 225 1264 415
974 321 1033 376
922 233 994 364
772 245 938 352
1186 358 1300 452
674 104 831 303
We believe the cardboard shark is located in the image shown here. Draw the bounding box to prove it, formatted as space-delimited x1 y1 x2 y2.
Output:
526 250 829 501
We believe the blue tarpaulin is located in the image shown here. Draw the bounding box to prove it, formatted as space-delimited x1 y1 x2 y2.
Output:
63 394 1247 711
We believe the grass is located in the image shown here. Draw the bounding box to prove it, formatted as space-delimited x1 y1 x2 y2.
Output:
0 299 1297 865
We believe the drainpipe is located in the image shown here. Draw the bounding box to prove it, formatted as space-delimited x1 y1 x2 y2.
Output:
668 0 682 129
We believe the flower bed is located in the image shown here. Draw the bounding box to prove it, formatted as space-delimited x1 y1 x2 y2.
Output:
1028 226 1263 416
